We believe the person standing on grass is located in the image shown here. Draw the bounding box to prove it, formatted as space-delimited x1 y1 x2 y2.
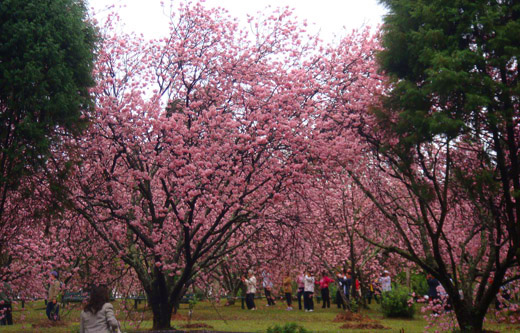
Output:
379 270 392 296
0 282 13 325
242 270 257 310
355 278 361 298
262 269 276 306
427 274 441 315
344 270 353 301
335 270 347 309
46 270 61 321
80 285 120 333
427 274 440 302
282 272 293 310
366 279 379 305
296 272 305 310
303 269 315 312
318 271 334 309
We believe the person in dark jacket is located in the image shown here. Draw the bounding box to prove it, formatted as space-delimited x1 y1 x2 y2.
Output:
0 282 13 325
427 274 441 314
335 270 347 309
427 274 440 301
344 270 353 300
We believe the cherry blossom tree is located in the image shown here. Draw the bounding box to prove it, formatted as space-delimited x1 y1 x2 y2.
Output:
209 218 308 306
307 176 391 302
0 169 66 302
62 2 322 329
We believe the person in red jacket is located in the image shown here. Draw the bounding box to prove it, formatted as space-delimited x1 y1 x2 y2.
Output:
318 271 335 308
355 278 361 298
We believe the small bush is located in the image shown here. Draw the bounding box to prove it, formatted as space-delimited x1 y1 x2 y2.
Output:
381 286 415 318
266 322 310 333
349 297 359 313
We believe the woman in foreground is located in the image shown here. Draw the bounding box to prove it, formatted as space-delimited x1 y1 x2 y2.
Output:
80 285 120 333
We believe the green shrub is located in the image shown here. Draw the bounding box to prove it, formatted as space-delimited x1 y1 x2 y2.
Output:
266 322 310 333
381 286 415 318
349 297 359 313
329 283 338 300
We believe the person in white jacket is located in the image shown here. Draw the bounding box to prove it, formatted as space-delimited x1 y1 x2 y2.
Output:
303 270 315 312
379 270 392 293
242 270 257 310
80 285 120 333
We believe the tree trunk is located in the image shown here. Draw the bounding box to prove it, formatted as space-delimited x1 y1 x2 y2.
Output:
171 286 186 315
147 279 190 330
146 270 176 330
453 305 484 332
148 293 174 330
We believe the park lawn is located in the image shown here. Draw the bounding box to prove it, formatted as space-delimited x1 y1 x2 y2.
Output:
2 298 520 332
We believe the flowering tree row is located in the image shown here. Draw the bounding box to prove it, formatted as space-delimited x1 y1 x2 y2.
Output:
1 1 519 332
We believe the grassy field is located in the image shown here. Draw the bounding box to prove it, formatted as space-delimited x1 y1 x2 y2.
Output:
2 298 520 332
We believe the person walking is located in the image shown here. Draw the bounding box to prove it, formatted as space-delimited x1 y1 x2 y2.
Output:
262 270 276 306
296 272 305 310
318 271 334 308
80 285 120 333
282 272 293 310
46 270 61 321
303 270 315 312
242 271 257 310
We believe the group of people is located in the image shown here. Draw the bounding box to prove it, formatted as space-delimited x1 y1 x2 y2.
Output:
1 270 121 333
2 267 394 329
241 268 393 312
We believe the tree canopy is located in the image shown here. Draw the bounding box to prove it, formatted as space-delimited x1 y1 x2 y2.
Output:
0 0 96 186
1 1 520 332
373 0 520 330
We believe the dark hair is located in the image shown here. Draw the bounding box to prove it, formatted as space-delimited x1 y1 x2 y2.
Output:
84 285 110 314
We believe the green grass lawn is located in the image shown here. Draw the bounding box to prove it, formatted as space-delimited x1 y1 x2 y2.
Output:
2 298 520 332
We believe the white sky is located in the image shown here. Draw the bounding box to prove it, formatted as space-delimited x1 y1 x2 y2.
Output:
88 0 387 41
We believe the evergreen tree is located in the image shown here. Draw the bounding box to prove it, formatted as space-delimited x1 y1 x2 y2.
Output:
376 0 520 331
0 0 96 270
0 0 96 214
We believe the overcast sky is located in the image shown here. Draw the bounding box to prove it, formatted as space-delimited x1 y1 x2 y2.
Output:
88 0 387 41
